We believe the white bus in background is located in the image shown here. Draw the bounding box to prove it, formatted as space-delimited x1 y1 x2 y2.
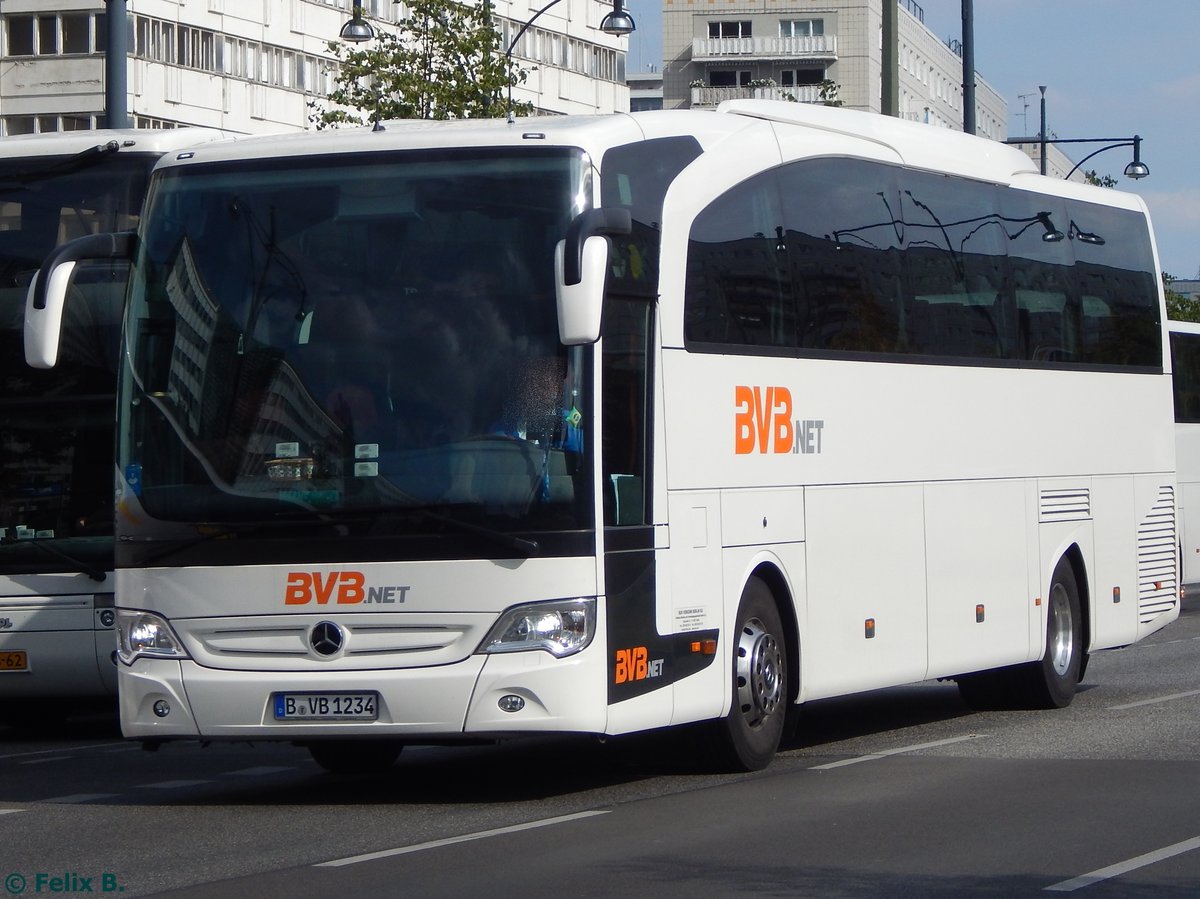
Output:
0 128 231 723
1168 320 1200 587
26 101 1179 772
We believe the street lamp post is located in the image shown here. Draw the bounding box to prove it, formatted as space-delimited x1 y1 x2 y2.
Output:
1004 86 1148 182
1004 134 1150 182
501 0 635 122
104 0 130 128
338 0 635 122
340 0 635 46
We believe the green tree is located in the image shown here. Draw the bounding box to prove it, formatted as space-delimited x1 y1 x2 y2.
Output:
817 79 844 107
309 0 530 127
1083 169 1118 188
1165 271 1200 323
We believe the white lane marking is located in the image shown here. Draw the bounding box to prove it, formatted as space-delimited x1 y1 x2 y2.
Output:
0 809 24 815
1107 689 1200 711
43 794 119 804
808 734 983 770
225 766 296 776
19 757 72 765
141 779 212 789
0 742 127 762
316 810 611 868
1044 836 1200 891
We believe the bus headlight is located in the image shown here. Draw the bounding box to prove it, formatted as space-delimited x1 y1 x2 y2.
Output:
479 598 595 658
116 609 188 664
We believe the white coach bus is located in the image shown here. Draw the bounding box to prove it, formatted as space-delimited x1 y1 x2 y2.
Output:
0 128 229 721
25 102 1178 770
1168 320 1200 587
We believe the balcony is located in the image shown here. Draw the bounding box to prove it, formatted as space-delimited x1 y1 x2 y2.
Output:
690 84 824 109
691 35 838 63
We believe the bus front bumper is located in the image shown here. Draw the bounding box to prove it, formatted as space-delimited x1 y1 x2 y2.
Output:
118 646 608 740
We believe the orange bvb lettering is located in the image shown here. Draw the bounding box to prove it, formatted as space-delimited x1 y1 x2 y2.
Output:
283 571 366 605
614 646 649 684
734 385 793 454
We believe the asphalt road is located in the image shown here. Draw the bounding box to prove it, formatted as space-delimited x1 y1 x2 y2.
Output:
1 602 1197 898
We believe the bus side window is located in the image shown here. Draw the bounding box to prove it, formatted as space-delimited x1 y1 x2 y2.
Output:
602 298 652 527
684 169 792 348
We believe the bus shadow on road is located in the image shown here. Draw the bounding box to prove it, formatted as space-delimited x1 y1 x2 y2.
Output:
781 680 976 752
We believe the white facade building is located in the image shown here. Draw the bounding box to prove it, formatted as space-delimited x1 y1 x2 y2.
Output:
0 0 630 136
663 0 1006 139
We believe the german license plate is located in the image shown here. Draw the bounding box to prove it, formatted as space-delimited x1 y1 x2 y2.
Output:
273 692 378 721
0 650 28 672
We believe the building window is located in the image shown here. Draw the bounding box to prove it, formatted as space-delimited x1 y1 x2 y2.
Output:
3 13 100 55
709 70 752 88
708 21 752 39
779 19 823 37
780 69 824 87
61 14 90 54
2 113 98 136
3 117 36 135
37 16 58 54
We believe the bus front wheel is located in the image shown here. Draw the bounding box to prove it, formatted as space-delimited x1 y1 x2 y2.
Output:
710 578 787 772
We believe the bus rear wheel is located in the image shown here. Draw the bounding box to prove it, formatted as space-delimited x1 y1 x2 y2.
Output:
710 578 787 772
957 557 1082 710
1022 557 1083 708
307 739 403 775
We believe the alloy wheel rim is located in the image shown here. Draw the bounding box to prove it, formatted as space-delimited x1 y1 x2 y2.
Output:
736 617 783 727
1048 582 1074 676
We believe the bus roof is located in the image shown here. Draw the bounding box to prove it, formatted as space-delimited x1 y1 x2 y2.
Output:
137 103 1145 213
0 127 238 160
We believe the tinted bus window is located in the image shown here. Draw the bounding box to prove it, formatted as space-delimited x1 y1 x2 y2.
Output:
778 158 904 354
684 169 792 348
1172 331 1200 422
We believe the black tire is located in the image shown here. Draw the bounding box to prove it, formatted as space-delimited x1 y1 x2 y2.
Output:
308 740 403 774
1020 557 1083 708
709 578 787 772
957 557 1082 710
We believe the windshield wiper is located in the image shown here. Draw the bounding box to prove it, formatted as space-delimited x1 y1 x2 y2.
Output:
0 534 106 582
415 508 541 557
128 503 540 566
128 516 349 566
0 141 122 191
276 505 541 558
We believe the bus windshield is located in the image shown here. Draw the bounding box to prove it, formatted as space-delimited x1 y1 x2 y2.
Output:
0 151 153 576
119 147 593 563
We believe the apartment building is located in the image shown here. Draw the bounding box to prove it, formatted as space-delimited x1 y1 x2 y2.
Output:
0 0 630 136
663 0 1006 139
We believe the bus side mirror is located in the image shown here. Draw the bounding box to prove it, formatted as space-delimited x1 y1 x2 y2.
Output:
555 208 631 346
24 232 135 369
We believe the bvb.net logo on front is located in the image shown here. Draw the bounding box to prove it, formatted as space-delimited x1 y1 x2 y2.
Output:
4 872 126 894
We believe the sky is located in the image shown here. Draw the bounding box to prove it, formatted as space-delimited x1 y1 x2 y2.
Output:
623 0 1200 280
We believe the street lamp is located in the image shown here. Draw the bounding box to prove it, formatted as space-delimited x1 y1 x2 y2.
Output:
1003 87 1148 181
337 0 635 122
502 0 636 121
338 4 375 43
1004 134 1150 183
340 0 637 44
598 0 636 36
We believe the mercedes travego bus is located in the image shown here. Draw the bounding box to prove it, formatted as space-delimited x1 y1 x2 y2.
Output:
25 102 1178 771
0 128 230 722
